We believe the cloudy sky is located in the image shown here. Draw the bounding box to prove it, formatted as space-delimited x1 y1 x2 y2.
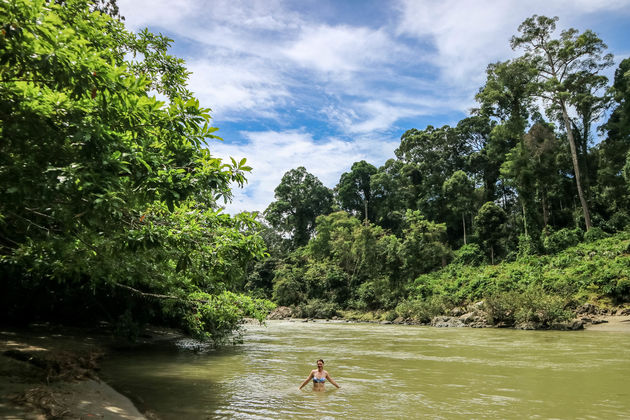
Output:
117 0 630 213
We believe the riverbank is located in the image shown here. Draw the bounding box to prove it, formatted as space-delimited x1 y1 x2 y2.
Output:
279 314 630 331
584 314 630 331
269 304 630 331
0 325 165 419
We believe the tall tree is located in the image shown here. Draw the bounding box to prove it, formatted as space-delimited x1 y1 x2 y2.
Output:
565 70 612 161
476 58 537 137
475 58 538 218
511 15 613 230
369 159 410 234
443 170 475 245
474 202 507 264
605 58 630 144
336 160 377 222
264 167 333 247
501 123 561 232
395 125 470 221
456 116 497 202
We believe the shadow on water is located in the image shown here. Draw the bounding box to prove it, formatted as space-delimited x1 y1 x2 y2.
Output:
101 342 237 418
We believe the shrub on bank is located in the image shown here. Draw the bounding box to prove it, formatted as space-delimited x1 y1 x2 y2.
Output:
584 227 610 243
395 295 453 323
543 228 583 254
293 299 340 319
484 286 573 327
452 243 485 266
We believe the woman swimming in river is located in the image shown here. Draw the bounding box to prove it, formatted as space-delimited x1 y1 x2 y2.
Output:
299 359 340 391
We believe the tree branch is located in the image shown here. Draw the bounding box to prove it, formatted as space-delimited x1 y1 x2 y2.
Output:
113 281 180 300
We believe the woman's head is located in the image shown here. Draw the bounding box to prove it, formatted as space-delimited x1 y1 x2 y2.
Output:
317 359 324 368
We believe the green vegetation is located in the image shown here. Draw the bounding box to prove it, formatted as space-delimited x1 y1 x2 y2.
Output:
1 2 628 339
254 15 630 326
399 233 629 325
0 0 273 341
264 166 334 248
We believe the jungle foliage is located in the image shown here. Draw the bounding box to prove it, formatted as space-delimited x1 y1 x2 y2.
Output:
0 0 273 341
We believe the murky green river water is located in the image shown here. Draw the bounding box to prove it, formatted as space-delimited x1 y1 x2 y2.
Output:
101 320 630 419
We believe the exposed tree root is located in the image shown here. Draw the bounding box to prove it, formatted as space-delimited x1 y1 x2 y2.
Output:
10 386 70 419
3 349 103 383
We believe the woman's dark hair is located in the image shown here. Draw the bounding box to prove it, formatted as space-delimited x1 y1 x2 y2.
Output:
317 359 324 364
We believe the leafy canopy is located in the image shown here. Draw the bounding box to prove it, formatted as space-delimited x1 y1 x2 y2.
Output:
0 0 272 341
264 166 333 247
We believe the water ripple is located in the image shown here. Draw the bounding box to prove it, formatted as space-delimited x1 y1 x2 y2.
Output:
101 321 630 419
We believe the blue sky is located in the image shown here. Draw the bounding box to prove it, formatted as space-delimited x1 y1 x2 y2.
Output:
117 0 630 213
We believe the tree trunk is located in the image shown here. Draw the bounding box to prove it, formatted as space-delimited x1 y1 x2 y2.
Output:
521 200 528 237
560 101 592 231
461 212 467 245
490 245 494 265
541 189 549 227
577 120 591 193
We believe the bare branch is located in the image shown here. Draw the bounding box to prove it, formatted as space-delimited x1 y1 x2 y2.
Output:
113 282 180 300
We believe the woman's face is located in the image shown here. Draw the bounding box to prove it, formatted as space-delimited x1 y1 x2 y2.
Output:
317 360 324 369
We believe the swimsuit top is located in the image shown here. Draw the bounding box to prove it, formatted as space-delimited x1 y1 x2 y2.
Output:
313 376 326 383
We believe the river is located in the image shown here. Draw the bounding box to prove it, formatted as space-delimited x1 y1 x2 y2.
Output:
101 320 630 419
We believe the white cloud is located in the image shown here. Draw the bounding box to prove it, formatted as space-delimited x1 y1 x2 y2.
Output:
337 100 421 134
117 0 469 130
208 130 399 213
117 0 198 31
283 24 396 74
118 0 300 72
396 0 630 90
203 0 301 31
118 0 300 33
397 0 520 88
186 59 290 120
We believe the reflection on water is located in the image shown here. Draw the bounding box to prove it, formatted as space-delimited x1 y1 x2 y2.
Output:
101 321 630 419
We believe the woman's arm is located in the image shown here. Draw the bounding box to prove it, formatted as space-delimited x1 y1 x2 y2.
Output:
299 371 315 390
325 372 340 388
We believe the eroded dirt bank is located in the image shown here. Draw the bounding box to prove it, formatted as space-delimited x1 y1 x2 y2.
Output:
0 326 147 419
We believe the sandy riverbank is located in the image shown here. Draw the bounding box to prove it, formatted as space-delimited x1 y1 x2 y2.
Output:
0 326 147 419
583 315 630 332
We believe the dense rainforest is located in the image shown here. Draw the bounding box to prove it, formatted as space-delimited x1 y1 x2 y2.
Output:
253 16 630 326
1 1 628 342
